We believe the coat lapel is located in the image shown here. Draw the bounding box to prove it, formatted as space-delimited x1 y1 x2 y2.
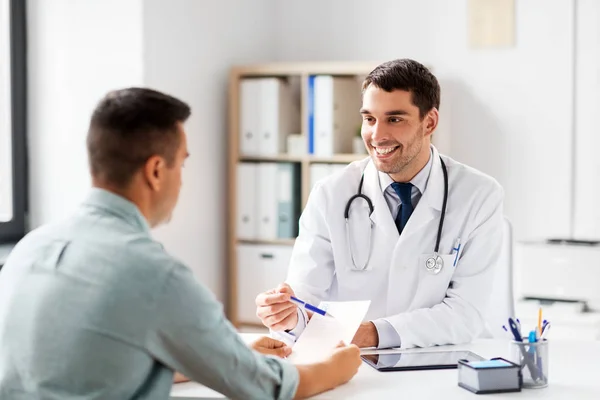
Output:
358 145 446 245
361 160 400 242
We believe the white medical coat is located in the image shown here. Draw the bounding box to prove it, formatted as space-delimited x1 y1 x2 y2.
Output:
286 145 504 349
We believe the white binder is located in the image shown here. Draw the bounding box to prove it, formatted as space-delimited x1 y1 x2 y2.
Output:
259 78 300 156
309 164 333 191
239 79 260 156
257 163 279 240
236 244 294 323
313 76 362 156
236 163 257 240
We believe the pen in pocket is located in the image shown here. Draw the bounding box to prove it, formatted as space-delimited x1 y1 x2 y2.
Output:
452 237 461 267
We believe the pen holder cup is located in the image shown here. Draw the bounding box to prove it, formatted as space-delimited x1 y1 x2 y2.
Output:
509 339 548 389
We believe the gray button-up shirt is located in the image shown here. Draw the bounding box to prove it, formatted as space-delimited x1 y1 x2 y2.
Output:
0 188 298 399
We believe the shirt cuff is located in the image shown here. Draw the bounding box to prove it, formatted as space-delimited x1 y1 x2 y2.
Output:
372 319 401 349
287 307 308 337
271 308 308 345
263 356 300 400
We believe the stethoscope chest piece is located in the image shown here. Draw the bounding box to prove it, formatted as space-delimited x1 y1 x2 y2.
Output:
425 254 443 275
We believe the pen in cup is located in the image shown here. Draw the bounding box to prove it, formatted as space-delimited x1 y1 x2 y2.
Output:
540 323 551 340
289 296 335 318
508 318 539 381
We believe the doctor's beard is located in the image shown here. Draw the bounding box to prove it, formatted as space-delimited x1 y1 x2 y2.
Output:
371 125 425 176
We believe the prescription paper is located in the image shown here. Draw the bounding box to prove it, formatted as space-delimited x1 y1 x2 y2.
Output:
287 300 371 364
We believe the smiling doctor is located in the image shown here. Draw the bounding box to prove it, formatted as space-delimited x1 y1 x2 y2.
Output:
255 58 505 350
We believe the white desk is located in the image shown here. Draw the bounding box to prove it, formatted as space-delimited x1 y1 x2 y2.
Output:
170 335 600 399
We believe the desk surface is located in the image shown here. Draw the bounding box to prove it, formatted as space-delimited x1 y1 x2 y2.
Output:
170 335 600 399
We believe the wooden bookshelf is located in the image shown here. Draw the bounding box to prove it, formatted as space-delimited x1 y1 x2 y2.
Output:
238 153 367 164
238 238 297 246
308 154 367 164
227 62 380 326
230 61 379 77
239 155 305 163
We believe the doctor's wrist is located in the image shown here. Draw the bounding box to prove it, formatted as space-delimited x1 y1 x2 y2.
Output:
351 322 379 348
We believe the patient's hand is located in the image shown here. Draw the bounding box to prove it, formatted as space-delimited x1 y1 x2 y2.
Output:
173 372 189 383
250 336 292 358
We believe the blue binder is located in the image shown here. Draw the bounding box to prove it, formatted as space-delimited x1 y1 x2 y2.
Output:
307 75 315 154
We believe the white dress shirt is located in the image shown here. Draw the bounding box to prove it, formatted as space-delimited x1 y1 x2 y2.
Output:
372 147 434 348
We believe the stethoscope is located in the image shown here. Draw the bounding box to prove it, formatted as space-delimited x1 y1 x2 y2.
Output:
344 156 449 273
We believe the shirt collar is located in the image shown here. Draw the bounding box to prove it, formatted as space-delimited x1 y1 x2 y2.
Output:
378 147 434 196
81 187 151 234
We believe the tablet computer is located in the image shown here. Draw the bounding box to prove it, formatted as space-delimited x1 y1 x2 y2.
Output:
361 350 485 372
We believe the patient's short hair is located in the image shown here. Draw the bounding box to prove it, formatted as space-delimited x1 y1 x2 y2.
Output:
86 88 191 187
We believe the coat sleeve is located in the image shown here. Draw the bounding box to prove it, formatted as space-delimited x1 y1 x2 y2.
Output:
379 181 505 349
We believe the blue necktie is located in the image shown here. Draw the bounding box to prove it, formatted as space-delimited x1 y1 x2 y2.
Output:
391 182 414 234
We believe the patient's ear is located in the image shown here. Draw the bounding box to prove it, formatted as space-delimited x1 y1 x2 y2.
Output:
143 155 166 191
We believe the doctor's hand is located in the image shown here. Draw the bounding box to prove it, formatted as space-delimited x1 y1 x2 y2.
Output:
250 336 292 358
351 322 379 348
255 283 298 331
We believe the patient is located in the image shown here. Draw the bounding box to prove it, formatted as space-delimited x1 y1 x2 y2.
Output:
0 88 360 399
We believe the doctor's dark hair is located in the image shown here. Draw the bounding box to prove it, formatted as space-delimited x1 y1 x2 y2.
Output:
86 87 191 187
362 59 440 119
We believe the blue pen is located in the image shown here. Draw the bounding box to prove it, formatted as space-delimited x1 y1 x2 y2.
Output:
508 318 522 340
541 322 551 340
452 238 461 267
290 296 334 318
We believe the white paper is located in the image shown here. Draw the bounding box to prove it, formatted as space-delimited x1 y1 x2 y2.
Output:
287 300 371 365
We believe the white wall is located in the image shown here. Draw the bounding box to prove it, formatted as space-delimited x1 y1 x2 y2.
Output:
28 0 276 301
27 0 599 305
274 0 575 242
143 0 277 300
27 0 144 227
573 0 600 240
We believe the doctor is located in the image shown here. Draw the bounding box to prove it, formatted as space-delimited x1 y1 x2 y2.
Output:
255 58 505 349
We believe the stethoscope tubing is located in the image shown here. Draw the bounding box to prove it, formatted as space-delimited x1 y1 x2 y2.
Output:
344 156 449 270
